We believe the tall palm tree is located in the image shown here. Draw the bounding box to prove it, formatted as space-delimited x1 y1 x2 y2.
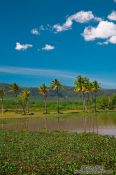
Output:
9 83 19 112
74 76 90 111
82 77 91 111
22 89 31 114
39 84 49 114
51 79 63 114
0 87 5 115
91 81 100 112
18 89 31 115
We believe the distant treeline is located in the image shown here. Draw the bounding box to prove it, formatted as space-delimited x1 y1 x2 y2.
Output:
0 76 116 115
0 83 116 100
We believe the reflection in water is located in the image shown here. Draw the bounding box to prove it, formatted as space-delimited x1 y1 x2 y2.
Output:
82 115 98 134
0 113 116 136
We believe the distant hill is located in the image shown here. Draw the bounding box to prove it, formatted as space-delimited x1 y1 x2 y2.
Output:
0 83 116 100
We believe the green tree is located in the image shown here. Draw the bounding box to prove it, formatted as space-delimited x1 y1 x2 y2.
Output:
18 89 31 115
91 80 100 112
98 95 113 110
74 76 90 111
112 94 116 106
18 94 26 115
39 84 49 114
0 87 5 115
51 79 63 114
22 89 31 113
9 83 19 112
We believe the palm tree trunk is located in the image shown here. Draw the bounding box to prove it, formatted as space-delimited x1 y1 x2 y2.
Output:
26 100 29 113
44 97 47 114
82 92 84 112
57 89 60 114
15 94 18 113
94 93 96 112
87 92 90 111
21 102 26 115
23 104 26 115
82 93 87 112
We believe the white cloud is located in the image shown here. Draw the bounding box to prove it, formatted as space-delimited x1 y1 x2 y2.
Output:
15 42 33 51
108 35 116 44
113 0 116 2
97 36 116 45
31 28 40 35
42 44 55 51
108 11 116 21
53 11 101 32
82 20 116 44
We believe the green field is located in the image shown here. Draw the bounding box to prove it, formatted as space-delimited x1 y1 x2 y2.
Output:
1 98 116 116
0 131 116 175
0 98 116 175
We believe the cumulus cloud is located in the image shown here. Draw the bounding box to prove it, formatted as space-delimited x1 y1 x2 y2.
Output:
31 28 40 35
53 11 101 32
82 20 116 44
97 36 116 45
108 11 116 21
108 35 116 44
42 44 55 51
15 42 33 51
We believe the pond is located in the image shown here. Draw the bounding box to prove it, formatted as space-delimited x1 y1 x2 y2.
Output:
0 112 116 136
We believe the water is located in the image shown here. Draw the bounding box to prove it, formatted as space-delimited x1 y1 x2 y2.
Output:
0 112 116 136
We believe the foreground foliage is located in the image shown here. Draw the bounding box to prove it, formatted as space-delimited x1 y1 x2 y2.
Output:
0 131 116 175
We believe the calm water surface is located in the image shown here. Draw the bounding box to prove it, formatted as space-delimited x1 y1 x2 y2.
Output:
0 113 116 136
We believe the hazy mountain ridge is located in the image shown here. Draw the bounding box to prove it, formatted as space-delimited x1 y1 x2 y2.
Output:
0 83 116 100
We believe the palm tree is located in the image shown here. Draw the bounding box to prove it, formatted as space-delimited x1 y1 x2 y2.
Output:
74 76 90 111
82 77 91 111
22 89 31 114
0 87 5 115
51 79 63 114
18 89 31 115
91 81 100 112
39 84 49 114
18 94 27 115
9 83 19 112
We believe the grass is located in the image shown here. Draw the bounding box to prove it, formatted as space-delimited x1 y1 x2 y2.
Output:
2 99 82 111
1 98 116 118
0 131 116 175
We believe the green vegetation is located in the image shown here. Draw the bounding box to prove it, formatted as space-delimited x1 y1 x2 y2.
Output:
9 83 19 112
0 86 5 116
0 131 115 175
51 79 63 114
39 84 49 114
0 77 116 175
0 76 116 116
1 97 116 117
18 89 31 115
74 76 100 112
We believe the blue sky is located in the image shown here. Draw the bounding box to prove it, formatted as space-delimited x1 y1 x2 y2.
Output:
0 0 116 88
